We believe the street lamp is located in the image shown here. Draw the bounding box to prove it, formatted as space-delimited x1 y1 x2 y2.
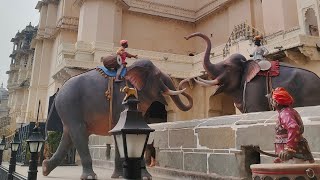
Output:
0 135 6 165
27 125 45 180
8 131 21 180
109 88 154 179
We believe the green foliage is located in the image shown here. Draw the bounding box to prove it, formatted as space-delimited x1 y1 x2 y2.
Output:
46 131 62 156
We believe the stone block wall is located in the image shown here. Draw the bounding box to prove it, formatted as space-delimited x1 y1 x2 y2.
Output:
88 105 320 179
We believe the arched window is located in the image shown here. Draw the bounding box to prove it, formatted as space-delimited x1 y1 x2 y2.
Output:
305 8 319 36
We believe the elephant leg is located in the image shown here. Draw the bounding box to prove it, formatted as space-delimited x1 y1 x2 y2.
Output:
69 125 97 180
111 145 124 178
42 131 73 176
141 158 152 180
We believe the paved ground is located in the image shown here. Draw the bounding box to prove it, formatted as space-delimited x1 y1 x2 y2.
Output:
2 163 172 180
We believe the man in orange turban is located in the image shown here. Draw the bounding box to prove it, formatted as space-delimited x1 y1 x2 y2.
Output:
115 40 138 82
271 87 314 163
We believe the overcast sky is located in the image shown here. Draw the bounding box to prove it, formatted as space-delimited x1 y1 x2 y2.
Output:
0 0 39 89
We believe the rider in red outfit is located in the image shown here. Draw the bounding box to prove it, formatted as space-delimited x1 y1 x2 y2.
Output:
271 87 314 163
115 40 138 82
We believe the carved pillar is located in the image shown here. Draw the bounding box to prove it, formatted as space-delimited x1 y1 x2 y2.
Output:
76 0 127 62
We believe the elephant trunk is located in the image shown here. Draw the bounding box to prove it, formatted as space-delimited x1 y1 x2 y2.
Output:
161 77 193 111
185 32 216 78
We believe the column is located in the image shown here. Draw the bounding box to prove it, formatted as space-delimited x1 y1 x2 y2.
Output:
76 0 123 62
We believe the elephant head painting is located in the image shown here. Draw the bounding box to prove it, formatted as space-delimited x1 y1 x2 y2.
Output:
185 32 320 113
42 59 193 179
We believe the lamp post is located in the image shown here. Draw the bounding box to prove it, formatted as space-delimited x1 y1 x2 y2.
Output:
0 135 6 165
109 88 154 180
7 131 21 180
26 125 44 180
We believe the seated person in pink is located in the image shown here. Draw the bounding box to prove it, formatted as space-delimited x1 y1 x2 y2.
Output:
271 87 314 163
115 40 138 82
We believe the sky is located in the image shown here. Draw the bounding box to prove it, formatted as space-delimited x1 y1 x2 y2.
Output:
0 0 39 89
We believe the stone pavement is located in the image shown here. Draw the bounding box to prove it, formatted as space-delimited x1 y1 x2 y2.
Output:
2 163 172 180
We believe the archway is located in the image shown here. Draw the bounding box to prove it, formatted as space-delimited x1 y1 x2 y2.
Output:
144 101 167 167
144 101 167 124
305 8 319 36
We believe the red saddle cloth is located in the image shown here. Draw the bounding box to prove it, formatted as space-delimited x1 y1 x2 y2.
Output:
257 60 280 77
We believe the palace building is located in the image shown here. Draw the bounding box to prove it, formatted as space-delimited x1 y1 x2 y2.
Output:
5 23 37 134
6 0 320 132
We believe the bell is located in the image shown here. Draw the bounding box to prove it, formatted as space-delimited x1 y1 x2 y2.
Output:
258 60 271 71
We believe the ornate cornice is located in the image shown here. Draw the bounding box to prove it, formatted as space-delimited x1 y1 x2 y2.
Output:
35 0 59 10
123 0 195 22
196 0 233 21
122 0 233 22
56 16 79 31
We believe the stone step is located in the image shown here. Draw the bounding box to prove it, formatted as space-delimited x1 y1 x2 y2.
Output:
93 160 242 180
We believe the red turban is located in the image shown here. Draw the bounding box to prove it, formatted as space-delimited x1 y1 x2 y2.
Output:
120 40 128 45
272 87 294 106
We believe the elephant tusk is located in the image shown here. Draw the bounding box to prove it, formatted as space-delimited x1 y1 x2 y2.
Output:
193 78 212 87
162 88 186 96
178 78 192 90
196 77 219 86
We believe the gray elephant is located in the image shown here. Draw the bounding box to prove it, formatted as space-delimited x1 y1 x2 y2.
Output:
42 59 193 179
185 32 320 112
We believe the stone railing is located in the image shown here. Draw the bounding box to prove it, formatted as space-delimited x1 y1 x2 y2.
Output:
89 105 320 179
264 27 303 55
88 106 320 178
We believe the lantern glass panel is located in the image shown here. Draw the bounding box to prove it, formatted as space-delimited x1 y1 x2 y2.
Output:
126 134 147 158
29 142 39 153
115 134 125 158
11 143 19 152
0 144 6 151
37 142 43 152
0 144 5 150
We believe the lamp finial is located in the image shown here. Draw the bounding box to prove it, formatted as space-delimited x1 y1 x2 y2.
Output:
121 86 138 101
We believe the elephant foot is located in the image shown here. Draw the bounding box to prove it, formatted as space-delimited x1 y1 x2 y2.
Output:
42 159 55 176
142 168 152 180
111 169 123 179
81 170 97 180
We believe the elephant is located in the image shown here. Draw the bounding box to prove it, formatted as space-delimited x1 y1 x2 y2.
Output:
42 59 193 179
184 32 320 113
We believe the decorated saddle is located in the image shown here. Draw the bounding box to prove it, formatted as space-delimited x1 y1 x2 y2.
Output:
97 55 126 78
257 60 280 77
96 66 127 78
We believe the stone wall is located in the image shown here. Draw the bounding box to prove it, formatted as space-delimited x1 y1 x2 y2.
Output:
88 105 320 178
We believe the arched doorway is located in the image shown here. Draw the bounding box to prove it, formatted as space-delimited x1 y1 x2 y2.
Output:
305 8 319 36
144 101 167 167
144 101 167 124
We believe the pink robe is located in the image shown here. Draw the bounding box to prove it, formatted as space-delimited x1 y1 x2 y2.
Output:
274 107 314 163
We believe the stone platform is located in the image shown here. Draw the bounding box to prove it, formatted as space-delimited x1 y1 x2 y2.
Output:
88 106 320 179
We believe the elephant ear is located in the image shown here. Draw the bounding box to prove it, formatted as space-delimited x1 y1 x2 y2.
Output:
125 65 153 91
244 60 260 83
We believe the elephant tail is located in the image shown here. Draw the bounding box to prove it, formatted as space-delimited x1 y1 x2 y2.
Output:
45 89 63 141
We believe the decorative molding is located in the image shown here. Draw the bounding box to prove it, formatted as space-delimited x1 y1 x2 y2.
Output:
36 0 59 10
56 16 79 32
36 27 57 40
122 0 233 22
195 0 233 21
124 0 195 22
